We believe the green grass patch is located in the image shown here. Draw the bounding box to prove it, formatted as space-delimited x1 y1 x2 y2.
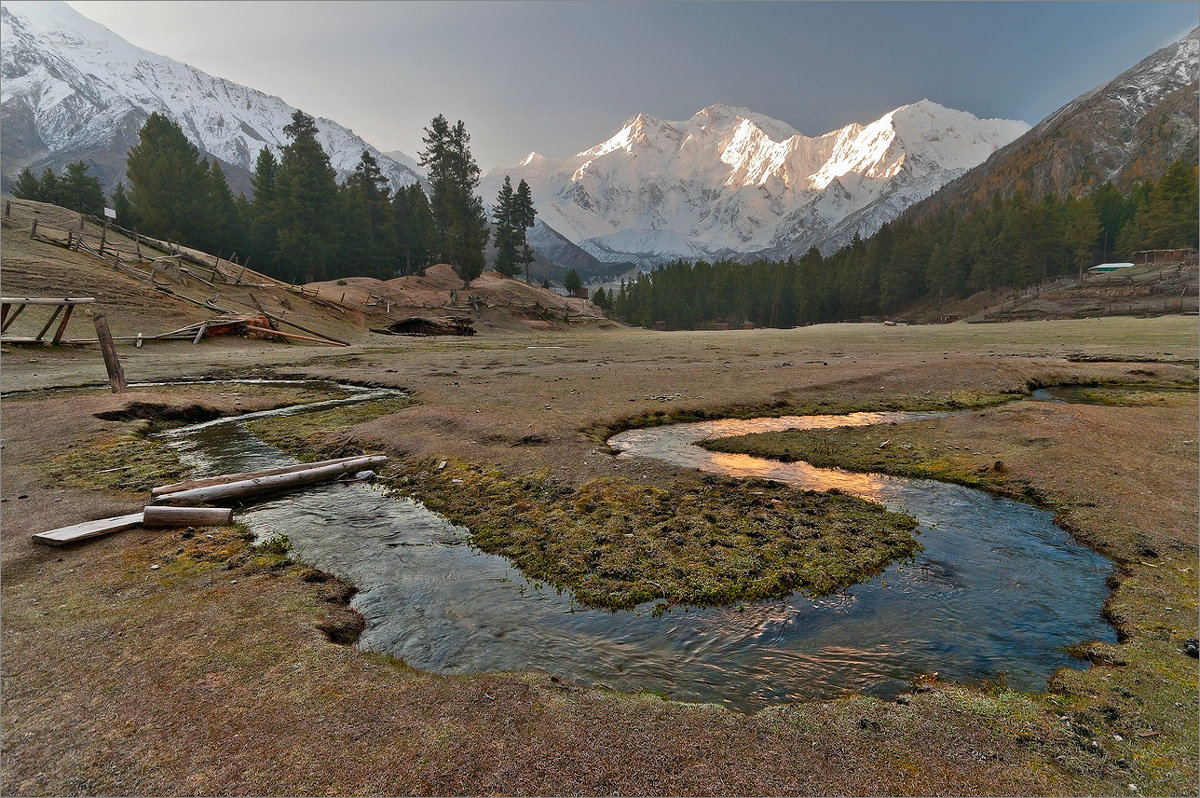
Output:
394 458 920 610
47 434 186 495
701 425 1010 495
589 389 1021 442
245 396 415 459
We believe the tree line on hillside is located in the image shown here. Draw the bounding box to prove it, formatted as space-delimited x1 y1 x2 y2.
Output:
611 160 1198 329
11 161 106 217
14 110 537 288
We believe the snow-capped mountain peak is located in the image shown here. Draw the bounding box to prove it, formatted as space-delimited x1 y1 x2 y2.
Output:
483 101 1028 266
0 0 421 193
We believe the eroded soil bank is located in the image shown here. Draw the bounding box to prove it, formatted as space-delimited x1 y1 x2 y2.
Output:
2 317 1197 795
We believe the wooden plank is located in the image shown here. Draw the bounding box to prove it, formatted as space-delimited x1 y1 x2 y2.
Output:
32 513 144 546
1 302 26 333
51 304 76 344
0 297 97 306
155 455 388 506
34 304 65 342
152 455 383 497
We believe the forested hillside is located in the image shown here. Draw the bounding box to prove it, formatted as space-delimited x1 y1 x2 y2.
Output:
611 162 1198 329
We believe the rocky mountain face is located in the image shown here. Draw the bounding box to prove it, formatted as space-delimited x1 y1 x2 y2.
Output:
482 102 1029 269
0 0 421 195
906 28 1199 220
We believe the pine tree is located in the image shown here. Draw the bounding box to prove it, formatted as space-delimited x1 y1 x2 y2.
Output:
492 176 518 277
38 168 63 206
419 115 489 286
563 268 583 296
199 160 246 257
1063 196 1101 281
248 147 281 275
592 286 612 310
274 110 341 282
393 183 433 275
111 182 136 229
125 112 209 243
340 150 397 278
11 167 43 202
58 161 105 216
515 179 537 282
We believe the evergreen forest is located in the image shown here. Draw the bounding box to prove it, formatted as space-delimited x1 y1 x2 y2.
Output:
611 161 1198 329
36 111 510 287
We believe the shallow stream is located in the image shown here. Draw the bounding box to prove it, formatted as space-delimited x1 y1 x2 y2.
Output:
161 382 1115 712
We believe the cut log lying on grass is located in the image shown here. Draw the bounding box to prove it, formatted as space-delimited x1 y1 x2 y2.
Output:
142 506 234 528
244 324 347 346
155 455 388 506
151 455 383 497
32 513 144 546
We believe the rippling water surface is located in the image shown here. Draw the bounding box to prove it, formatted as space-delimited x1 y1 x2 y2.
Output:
162 384 1115 712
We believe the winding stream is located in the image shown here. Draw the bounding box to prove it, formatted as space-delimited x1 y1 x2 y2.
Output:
161 383 1115 712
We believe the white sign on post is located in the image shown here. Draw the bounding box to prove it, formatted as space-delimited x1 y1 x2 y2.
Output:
104 207 116 219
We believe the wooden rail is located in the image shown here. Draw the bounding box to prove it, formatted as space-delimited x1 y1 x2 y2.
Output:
0 296 96 345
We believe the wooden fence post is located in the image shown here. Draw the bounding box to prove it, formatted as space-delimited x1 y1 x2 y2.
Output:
30 219 37 239
93 313 127 393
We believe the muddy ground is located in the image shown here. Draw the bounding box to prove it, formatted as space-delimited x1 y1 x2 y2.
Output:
2 315 1197 795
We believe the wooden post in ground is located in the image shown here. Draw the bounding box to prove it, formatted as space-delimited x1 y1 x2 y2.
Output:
93 313 127 393
100 215 109 253
135 230 141 259
4 200 10 217
30 219 37 238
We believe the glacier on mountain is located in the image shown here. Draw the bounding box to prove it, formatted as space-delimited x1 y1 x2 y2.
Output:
483 101 1029 266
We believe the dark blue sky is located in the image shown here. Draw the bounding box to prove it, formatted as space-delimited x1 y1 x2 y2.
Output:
68 1 1199 170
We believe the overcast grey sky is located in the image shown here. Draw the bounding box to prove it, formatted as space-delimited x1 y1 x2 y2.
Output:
66 1 1198 171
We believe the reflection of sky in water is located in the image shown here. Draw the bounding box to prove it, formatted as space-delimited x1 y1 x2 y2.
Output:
164 394 1115 713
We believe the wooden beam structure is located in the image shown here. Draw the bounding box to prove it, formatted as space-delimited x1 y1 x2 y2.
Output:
1 297 95 344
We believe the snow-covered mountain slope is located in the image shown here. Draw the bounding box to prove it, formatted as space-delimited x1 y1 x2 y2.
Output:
906 27 1199 220
483 101 1029 266
0 0 420 194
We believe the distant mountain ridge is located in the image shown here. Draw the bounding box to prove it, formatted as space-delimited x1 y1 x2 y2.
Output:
482 101 1029 268
0 0 422 194
906 27 1199 220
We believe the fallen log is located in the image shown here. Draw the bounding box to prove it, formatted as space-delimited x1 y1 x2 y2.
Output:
32 512 144 546
142 506 234 528
155 455 388 506
151 455 381 497
244 324 348 346
259 310 350 346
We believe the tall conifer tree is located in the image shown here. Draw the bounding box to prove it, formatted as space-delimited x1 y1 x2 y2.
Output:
419 114 489 286
515 179 537 282
274 110 340 282
125 112 209 243
492 176 518 277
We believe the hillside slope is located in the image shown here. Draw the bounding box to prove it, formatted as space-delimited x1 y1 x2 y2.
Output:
0 198 611 347
906 28 1198 219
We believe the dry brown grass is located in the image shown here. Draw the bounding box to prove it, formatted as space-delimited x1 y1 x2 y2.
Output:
2 230 1197 795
